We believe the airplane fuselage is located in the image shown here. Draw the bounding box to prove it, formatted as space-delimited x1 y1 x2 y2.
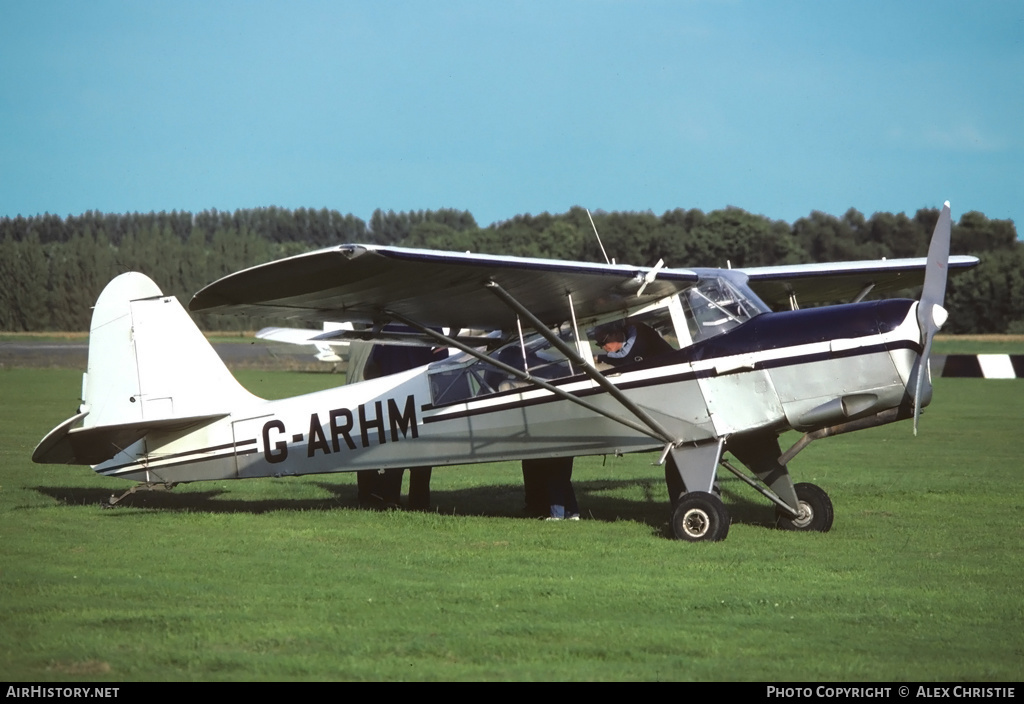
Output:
94 298 923 485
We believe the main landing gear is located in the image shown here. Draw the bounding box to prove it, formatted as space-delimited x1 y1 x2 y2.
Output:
666 436 834 542
671 491 730 542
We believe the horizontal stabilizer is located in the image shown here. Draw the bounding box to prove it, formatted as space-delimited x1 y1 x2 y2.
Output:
32 413 227 465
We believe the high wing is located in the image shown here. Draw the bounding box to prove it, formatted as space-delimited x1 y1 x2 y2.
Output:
190 244 698 329
191 243 980 326
737 255 979 309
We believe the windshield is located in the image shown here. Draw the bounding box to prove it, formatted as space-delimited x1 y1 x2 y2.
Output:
680 275 769 343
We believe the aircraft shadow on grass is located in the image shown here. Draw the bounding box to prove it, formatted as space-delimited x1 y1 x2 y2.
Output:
33 476 774 538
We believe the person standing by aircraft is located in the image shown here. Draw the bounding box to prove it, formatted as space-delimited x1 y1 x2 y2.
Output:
356 329 447 510
347 340 384 508
522 457 579 520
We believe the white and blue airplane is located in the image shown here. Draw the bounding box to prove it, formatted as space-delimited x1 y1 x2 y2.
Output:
34 203 977 541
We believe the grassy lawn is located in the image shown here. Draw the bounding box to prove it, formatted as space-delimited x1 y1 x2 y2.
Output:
1 368 1021 681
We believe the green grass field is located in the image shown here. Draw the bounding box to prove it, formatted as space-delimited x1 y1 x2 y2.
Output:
933 335 1024 355
1 368 1021 681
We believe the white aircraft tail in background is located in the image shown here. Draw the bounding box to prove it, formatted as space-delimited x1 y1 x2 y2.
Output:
256 322 352 364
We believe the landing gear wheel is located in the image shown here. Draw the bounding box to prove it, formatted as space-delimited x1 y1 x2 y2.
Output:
671 491 730 542
776 482 833 532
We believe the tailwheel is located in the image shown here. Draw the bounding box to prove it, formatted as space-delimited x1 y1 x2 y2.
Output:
671 491 730 542
776 482 834 532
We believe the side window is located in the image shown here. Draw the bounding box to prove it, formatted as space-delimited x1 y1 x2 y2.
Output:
428 333 574 406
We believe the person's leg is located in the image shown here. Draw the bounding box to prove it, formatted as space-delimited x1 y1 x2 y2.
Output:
522 459 549 517
378 468 404 508
546 458 574 520
408 467 432 510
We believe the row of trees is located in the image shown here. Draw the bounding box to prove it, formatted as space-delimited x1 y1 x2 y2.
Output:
1 205 1020 333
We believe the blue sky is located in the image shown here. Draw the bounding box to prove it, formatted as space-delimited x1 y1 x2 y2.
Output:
2 0 1021 229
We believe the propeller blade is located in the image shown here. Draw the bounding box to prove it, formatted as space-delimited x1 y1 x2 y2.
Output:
913 201 952 435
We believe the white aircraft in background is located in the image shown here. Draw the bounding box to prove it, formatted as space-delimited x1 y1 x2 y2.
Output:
255 322 352 364
34 203 977 541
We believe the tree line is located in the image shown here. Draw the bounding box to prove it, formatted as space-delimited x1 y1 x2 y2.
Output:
1 205 1020 333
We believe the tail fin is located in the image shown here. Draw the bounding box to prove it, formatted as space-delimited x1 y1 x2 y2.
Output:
34 272 258 464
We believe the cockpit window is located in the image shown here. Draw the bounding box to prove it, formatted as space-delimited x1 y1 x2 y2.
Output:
426 275 768 404
681 276 768 343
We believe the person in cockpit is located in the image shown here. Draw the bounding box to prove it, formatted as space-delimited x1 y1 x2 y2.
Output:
593 321 674 368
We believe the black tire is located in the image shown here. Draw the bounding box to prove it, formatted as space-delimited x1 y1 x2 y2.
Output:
776 482 834 532
671 491 730 542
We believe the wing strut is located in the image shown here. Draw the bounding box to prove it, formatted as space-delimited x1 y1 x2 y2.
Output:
385 311 671 443
484 282 681 445
851 283 875 304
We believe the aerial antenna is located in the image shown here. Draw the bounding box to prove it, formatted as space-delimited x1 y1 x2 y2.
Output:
586 209 613 265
